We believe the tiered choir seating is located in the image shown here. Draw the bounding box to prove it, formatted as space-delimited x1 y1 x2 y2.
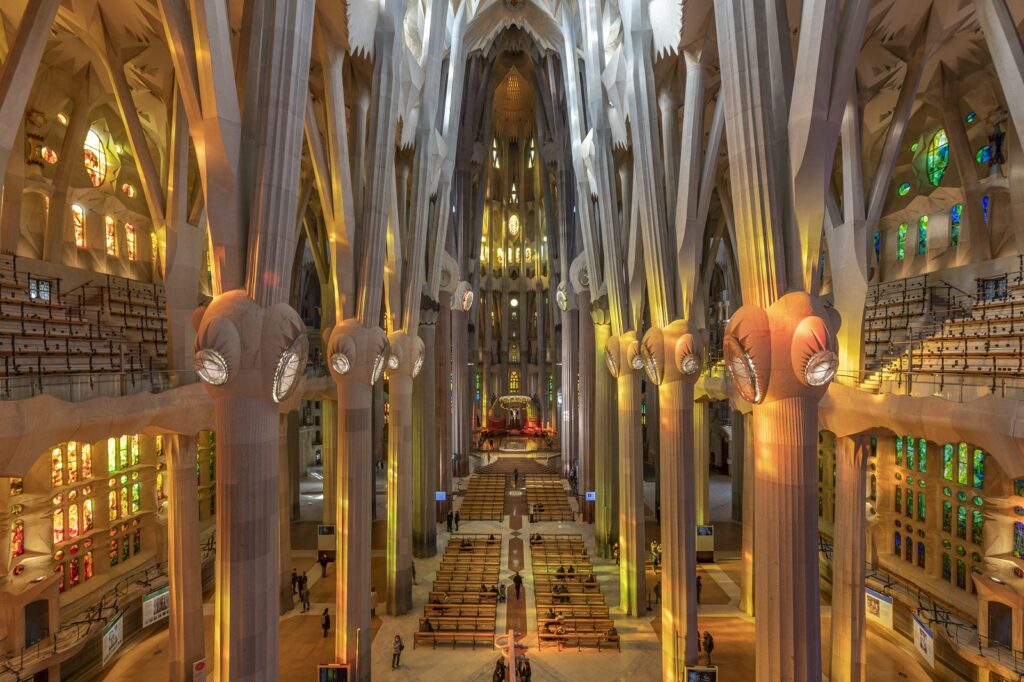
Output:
532 534 619 652
0 255 168 385
863 275 929 366
526 475 573 522
459 474 506 520
416 533 500 649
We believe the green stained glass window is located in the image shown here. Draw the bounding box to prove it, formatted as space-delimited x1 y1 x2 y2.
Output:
958 443 969 485
967 111 977 124
898 182 911 196
917 492 926 521
1016 479 1024 497
911 142 920 153
943 487 952 496
976 145 991 163
896 437 903 465
972 496 983 507
958 491 968 502
972 552 983 563
895 486 901 513
942 553 951 580
906 437 915 470
897 223 908 261
950 203 962 247
943 444 954 480
956 561 966 589
942 501 952 532
927 129 950 186
972 510 984 544
973 449 984 489
957 505 967 539
906 489 914 519
918 439 927 473
918 216 928 255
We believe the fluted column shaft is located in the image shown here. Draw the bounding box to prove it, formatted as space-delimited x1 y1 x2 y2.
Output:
167 434 205 682
214 396 280 680
387 375 414 614
740 411 755 616
830 436 869 682
594 321 617 557
617 371 645 616
413 323 438 558
560 309 579 475
336 377 373 681
436 293 452 517
321 400 338 524
694 400 711 525
752 396 821 681
577 291 595 522
451 309 471 477
279 412 299 613
658 381 698 679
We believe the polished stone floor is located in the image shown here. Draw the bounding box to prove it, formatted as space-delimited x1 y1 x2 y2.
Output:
97 468 944 681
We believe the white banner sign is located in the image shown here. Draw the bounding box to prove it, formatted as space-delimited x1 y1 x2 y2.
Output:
102 613 124 666
865 587 893 630
143 585 170 627
913 613 935 668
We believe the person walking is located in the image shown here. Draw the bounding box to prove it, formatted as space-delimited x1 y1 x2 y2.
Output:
512 572 523 600
392 634 405 669
321 608 331 638
696 575 703 604
291 568 299 595
305 586 313 612
454 510 460 531
370 586 379 617
446 509 454 533
319 554 329 578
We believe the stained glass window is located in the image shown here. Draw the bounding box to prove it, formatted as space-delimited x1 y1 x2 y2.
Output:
125 224 137 260
973 449 984 489
906 437 915 470
131 435 139 466
10 478 22 496
918 216 928 255
943 501 952 532
157 472 165 502
917 542 926 568
131 483 140 515
51 448 63 487
897 223 907 260
894 532 901 555
108 438 116 472
1016 479 1024 497
957 505 967 539
874 231 881 261
84 551 93 580
898 182 911 196
509 370 520 392
967 111 977 124
905 489 913 519
972 510 984 544
905 538 913 561
926 129 949 186
120 487 128 518
133 529 141 554
67 443 78 484
895 486 901 513
72 205 86 248
983 195 990 224
895 437 903 465
918 493 926 521
119 435 128 469
105 216 117 256
956 560 966 589
942 553 951 580
83 499 93 532
958 443 969 485
84 130 107 187
918 439 927 473
1015 523 1024 558
10 519 23 557
942 444 953 480
52 508 64 544
950 204 962 246
108 490 117 521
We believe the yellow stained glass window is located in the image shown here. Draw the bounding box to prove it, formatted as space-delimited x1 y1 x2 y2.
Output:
84 129 107 187
72 205 86 248
126 224 137 260
130 435 139 466
51 448 63 487
83 499 93 531
68 503 79 539
105 216 118 256
108 490 118 521
107 437 117 473
81 444 92 478
67 442 78 484
52 508 64 544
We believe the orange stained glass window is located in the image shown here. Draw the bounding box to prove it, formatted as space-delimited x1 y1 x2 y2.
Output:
81 444 92 478
52 508 64 544
84 130 107 187
51 448 63 487
68 503 79 539
83 551 93 580
83 499 94 531
67 442 78 484
72 205 86 248
108 490 118 521
10 519 24 557
105 216 117 256
125 224 137 260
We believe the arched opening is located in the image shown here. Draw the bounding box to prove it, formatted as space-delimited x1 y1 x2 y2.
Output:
988 601 1013 649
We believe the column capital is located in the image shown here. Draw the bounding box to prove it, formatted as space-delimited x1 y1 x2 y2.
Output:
386 330 426 379
604 330 643 378
327 319 389 386
640 319 708 386
192 290 308 404
589 294 611 327
722 292 841 404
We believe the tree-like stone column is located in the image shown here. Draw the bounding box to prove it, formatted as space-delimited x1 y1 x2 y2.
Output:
693 400 711 525
592 301 618 557
165 434 205 682
413 301 439 558
193 292 308 680
606 330 645 616
723 292 841 681
640 321 706 679
576 288 595 522
830 435 870 682
327 320 389 681
386 331 424 614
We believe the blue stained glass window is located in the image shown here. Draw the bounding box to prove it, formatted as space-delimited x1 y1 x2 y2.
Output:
976 145 992 164
983 195 990 224
917 542 926 568
874 231 881 261
1015 522 1024 559
927 130 950 186
967 111 978 124
973 449 985 489
918 216 928 255
895 532 902 556
950 204 962 247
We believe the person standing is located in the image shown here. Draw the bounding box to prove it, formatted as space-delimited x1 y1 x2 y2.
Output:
513 467 519 488
291 568 299 595
512 572 523 600
302 586 311 612
696 575 703 604
446 509 454 533
321 608 331 638
454 510 460 531
392 634 405 669
319 554 329 578
612 542 620 566
370 586 379 617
